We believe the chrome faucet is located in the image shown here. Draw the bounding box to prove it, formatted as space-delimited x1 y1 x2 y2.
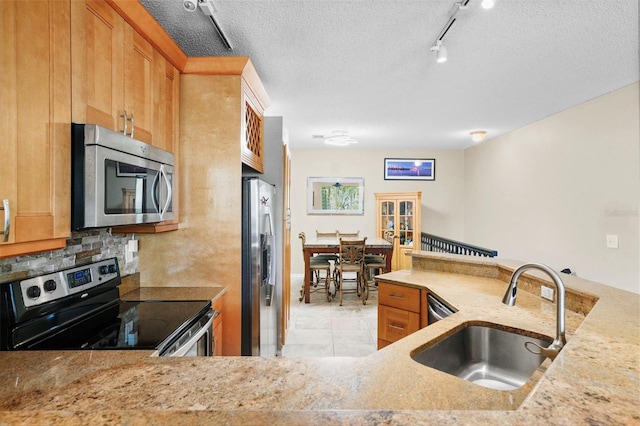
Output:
502 263 566 360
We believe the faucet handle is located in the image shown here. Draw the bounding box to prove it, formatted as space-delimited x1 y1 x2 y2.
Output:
525 340 561 361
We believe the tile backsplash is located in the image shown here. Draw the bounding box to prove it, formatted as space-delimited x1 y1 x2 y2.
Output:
0 229 138 283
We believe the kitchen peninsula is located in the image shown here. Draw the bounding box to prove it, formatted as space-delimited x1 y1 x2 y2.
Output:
0 253 637 425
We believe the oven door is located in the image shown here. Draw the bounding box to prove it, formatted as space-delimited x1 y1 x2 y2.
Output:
158 310 216 357
82 145 174 229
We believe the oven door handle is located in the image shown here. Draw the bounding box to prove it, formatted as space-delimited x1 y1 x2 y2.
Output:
167 310 216 357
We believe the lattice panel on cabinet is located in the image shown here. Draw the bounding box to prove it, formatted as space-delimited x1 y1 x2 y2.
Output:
245 102 262 158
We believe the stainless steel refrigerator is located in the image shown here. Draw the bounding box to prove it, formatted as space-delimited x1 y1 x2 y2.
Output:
241 177 279 356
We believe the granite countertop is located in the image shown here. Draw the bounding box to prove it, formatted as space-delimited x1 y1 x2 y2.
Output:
120 285 226 303
0 254 638 425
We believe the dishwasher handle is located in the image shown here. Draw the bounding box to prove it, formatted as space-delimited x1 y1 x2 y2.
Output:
427 294 454 323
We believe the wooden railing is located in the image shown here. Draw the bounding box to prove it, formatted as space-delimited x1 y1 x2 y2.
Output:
421 233 498 258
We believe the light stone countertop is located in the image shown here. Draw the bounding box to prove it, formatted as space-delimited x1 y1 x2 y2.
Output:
0 253 638 425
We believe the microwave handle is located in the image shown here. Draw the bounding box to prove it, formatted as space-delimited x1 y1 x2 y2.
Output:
159 165 172 220
151 172 160 214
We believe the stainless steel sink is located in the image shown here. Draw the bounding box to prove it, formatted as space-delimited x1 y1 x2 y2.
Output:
411 323 552 390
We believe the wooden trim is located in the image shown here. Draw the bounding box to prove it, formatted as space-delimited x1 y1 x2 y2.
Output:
113 222 179 234
183 56 251 75
0 238 67 259
105 0 188 71
184 57 271 110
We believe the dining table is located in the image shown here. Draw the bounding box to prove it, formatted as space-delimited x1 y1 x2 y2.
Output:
302 237 394 303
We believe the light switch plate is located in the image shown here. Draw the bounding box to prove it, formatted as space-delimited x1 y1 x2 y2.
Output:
606 234 619 249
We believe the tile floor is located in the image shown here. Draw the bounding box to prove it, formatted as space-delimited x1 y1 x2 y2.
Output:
281 274 378 357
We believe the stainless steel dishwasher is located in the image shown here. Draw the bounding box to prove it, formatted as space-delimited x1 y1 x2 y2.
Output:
427 293 455 324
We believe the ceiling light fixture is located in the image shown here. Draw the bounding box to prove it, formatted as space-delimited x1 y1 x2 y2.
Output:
430 40 448 63
481 0 495 9
197 0 233 50
470 130 487 142
428 0 470 64
324 130 358 147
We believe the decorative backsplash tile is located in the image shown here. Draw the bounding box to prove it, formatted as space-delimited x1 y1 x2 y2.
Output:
0 229 138 283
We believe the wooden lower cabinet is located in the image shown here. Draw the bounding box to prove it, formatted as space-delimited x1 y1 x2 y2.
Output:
377 281 428 349
212 297 223 356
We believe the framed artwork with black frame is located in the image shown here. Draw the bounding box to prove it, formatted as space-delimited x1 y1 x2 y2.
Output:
384 158 435 181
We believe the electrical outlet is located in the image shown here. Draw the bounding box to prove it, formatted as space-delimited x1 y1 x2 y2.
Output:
541 285 554 301
606 234 618 249
125 246 134 264
128 239 138 253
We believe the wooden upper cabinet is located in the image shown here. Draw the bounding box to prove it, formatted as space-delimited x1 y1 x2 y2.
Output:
0 0 71 258
80 0 124 131
242 85 265 173
124 29 154 143
375 192 422 271
182 57 270 174
152 52 180 154
73 0 175 148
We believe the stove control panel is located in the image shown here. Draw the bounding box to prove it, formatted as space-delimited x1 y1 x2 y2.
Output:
19 258 119 308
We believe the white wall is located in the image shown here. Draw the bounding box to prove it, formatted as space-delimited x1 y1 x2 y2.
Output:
464 83 640 293
289 149 466 273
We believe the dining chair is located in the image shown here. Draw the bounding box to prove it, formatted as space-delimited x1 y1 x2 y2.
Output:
337 230 360 238
364 253 386 299
298 232 332 302
316 230 338 238
336 237 367 306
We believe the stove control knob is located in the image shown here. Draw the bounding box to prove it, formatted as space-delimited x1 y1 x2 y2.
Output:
26 286 41 299
99 265 110 275
43 279 57 292
108 264 117 274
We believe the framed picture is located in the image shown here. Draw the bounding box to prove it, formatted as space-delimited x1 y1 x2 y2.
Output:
384 158 435 181
307 177 364 215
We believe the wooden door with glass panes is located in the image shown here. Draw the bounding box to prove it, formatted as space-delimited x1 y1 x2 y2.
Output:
375 192 422 270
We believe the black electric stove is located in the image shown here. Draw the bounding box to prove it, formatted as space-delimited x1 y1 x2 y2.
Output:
0 258 214 356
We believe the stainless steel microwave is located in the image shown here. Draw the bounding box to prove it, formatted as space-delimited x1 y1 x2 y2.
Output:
71 124 174 230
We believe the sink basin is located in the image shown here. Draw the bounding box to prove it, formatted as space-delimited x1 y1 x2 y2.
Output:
411 323 552 390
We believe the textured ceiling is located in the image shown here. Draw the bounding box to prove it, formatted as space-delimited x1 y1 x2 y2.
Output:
141 0 639 150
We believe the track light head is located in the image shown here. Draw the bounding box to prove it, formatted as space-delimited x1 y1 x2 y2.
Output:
430 41 448 63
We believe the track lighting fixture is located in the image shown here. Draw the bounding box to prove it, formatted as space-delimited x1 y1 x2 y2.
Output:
184 0 233 50
428 0 494 64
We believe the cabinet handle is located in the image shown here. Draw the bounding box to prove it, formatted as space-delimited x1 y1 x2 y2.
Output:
128 114 134 138
0 199 10 242
389 323 405 331
120 110 129 135
389 294 404 299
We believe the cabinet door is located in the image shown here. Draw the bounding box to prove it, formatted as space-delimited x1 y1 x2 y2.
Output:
241 87 265 173
83 0 125 131
152 52 179 153
378 305 420 343
124 28 154 144
376 192 421 271
0 0 71 257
